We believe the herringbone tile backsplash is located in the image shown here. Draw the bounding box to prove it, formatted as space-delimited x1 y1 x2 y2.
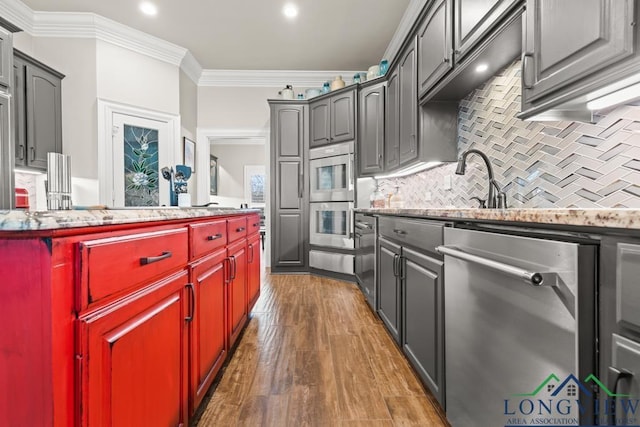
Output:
379 60 640 209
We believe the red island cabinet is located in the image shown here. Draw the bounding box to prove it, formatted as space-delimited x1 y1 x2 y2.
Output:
0 212 260 426
227 216 248 349
246 214 262 311
188 219 228 413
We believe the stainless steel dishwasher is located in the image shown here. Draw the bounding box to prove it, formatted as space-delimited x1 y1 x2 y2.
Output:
437 226 597 427
354 213 376 310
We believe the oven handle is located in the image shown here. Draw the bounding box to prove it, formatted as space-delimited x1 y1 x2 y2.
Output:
436 245 555 287
349 153 355 190
299 171 303 199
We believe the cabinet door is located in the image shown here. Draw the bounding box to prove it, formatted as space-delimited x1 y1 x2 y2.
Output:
79 270 189 427
0 91 12 209
385 69 400 171
26 63 63 170
330 90 355 144
402 247 444 405
247 233 261 311
358 83 385 176
454 0 518 61
310 99 330 147
228 239 247 348
418 0 453 97
0 28 11 89
378 237 401 344
13 59 25 168
399 38 418 167
522 0 635 104
190 249 227 414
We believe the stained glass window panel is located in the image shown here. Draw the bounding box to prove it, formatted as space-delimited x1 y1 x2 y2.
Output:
123 124 159 206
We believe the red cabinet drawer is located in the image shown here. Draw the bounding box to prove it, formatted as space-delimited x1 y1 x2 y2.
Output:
79 228 188 308
247 214 261 235
190 220 227 260
227 217 247 243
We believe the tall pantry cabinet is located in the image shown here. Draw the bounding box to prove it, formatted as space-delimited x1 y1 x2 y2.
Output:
269 100 309 272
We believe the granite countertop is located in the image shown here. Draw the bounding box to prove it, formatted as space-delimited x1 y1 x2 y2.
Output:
356 208 640 231
0 207 261 231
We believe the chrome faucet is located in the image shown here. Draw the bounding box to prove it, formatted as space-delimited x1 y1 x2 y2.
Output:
455 148 507 208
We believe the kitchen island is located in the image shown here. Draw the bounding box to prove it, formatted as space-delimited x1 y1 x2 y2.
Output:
0 208 262 427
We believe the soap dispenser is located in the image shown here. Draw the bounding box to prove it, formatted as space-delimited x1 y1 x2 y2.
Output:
389 186 404 209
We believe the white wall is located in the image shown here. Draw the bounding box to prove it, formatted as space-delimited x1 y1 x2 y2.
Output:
180 70 198 199
209 142 265 208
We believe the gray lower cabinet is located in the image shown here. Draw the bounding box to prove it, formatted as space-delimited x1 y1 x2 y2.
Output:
14 50 64 171
309 88 355 148
269 101 308 272
520 0 638 118
377 216 445 406
378 237 401 344
358 82 385 176
454 0 521 62
599 236 640 420
402 246 444 406
418 0 453 98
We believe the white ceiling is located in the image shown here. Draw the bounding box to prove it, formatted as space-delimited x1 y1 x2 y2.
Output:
19 0 411 71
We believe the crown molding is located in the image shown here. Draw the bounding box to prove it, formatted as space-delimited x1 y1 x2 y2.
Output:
180 50 203 84
383 0 428 64
199 69 362 87
199 128 268 144
0 0 34 33
33 12 188 66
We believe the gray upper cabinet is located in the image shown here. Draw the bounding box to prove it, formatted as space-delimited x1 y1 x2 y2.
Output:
310 88 355 147
310 98 330 147
520 0 637 117
454 0 520 61
0 27 12 89
418 0 453 97
385 68 400 171
398 37 418 167
358 82 385 176
14 51 64 171
269 102 308 272
330 89 355 144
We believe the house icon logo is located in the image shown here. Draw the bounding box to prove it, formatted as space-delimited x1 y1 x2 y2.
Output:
504 373 637 426
513 373 631 398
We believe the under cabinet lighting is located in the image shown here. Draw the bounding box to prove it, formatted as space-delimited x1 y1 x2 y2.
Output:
475 64 489 73
587 81 640 110
283 3 298 19
139 2 158 16
374 161 444 180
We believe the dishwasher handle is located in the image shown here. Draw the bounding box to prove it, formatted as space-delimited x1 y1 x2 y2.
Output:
436 245 552 287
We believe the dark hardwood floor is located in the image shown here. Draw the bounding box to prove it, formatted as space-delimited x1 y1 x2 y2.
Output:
195 270 448 426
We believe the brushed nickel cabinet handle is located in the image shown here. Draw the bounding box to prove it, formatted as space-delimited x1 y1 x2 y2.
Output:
207 233 223 241
140 251 172 265
236 227 245 233
18 144 24 160
185 283 195 322
30 146 35 161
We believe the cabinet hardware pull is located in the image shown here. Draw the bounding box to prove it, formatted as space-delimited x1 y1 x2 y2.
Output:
253 222 260 227
207 233 223 241
522 53 534 89
355 221 372 230
224 257 231 284
442 58 450 63
248 244 254 263
19 144 24 160
393 229 407 235
393 253 400 277
185 283 195 322
236 227 245 232
230 255 237 280
139 251 172 265
325 137 330 141
607 367 633 426
299 173 304 199
399 255 406 280
30 146 35 161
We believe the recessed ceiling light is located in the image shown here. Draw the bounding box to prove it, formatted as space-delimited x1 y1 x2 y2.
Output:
283 3 298 19
475 64 489 73
139 2 158 16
